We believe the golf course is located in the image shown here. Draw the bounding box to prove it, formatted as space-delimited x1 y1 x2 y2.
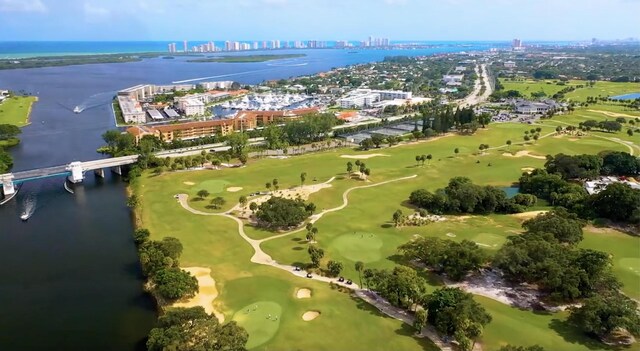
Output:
133 101 639 350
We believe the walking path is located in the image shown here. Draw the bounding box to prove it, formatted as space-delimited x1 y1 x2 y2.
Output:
176 174 465 350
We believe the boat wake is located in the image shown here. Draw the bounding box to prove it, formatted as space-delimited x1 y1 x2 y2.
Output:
267 62 309 67
20 192 37 221
172 68 275 84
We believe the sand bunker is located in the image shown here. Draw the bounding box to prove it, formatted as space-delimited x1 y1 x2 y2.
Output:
227 187 243 192
568 138 578 142
242 178 335 212
588 109 639 119
173 267 224 323
302 311 320 321
183 181 195 185
340 154 389 160
502 151 547 160
296 288 312 299
511 210 548 220
521 167 535 173
446 233 456 238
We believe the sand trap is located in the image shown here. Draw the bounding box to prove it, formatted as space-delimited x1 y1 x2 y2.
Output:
172 267 224 323
183 181 195 185
227 187 243 192
446 233 456 238
340 154 389 160
239 177 335 213
502 151 547 160
296 288 312 299
511 210 548 220
521 167 535 173
302 311 320 321
568 138 578 142
588 109 639 119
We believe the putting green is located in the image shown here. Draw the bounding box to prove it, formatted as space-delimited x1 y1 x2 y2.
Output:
232 301 282 349
197 179 231 194
330 232 384 263
472 233 506 248
619 258 640 277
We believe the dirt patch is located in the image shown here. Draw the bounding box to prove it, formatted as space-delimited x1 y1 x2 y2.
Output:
172 267 224 323
511 210 548 220
340 154 389 160
502 151 547 160
568 138 579 142
296 288 312 299
241 178 335 213
521 167 535 173
183 181 195 186
227 187 243 192
302 311 320 321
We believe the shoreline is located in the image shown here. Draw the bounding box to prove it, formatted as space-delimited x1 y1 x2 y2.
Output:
23 96 38 127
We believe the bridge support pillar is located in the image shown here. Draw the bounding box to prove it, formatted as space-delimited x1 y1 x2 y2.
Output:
1 174 15 196
111 165 122 176
66 161 85 183
94 168 105 178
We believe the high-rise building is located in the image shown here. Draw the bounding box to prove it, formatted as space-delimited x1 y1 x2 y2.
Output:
167 43 177 53
253 42 259 50
224 41 231 51
512 38 522 48
183 40 188 52
262 41 267 49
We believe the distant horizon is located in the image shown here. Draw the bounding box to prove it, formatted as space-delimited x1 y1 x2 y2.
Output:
0 38 638 43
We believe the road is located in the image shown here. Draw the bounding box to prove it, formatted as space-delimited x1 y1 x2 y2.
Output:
458 64 493 107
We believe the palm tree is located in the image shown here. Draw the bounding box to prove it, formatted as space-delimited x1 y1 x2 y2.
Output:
266 182 272 192
426 154 433 165
454 148 460 156
506 140 512 150
415 155 421 167
239 195 247 208
300 172 307 187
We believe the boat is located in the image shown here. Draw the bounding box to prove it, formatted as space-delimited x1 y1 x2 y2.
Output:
73 106 82 114
20 213 29 221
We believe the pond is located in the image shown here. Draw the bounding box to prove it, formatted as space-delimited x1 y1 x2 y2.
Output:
501 186 520 198
611 92 640 101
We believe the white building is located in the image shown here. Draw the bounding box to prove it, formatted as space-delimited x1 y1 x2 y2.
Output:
147 109 164 120
198 81 235 90
584 177 640 195
515 101 551 114
504 61 517 68
337 89 412 108
442 75 464 84
117 96 146 124
178 99 205 116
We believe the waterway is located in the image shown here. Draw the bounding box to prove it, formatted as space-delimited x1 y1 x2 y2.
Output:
0 46 495 350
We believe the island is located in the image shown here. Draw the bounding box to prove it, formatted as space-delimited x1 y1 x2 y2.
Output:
187 54 306 63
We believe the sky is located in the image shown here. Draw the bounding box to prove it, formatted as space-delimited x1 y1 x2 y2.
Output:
0 0 639 41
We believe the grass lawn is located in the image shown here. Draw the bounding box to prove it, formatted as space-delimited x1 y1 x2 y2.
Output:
499 78 640 102
134 121 638 351
0 96 37 127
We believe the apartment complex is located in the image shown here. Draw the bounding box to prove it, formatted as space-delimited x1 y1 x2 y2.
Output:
117 95 146 124
177 99 205 116
337 89 412 108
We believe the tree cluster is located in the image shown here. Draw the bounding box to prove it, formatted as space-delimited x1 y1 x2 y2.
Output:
134 229 198 301
255 197 315 229
408 177 534 215
147 307 248 351
398 237 487 281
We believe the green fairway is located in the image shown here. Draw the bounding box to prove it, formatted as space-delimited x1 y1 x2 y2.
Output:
499 78 640 102
0 96 37 126
134 120 638 351
232 301 282 349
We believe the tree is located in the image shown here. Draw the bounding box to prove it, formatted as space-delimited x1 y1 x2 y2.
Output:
146 307 248 351
133 228 150 245
0 124 21 140
426 154 433 165
392 209 404 226
355 261 364 288
327 260 343 277
127 194 139 208
226 132 249 157
586 182 640 222
266 182 272 192
153 267 198 300
360 138 374 150
300 172 307 186
272 178 279 191
238 153 248 165
414 309 427 333
239 195 248 208
427 287 492 349
210 196 226 209
454 147 460 156
197 189 210 199
256 197 313 228
346 161 353 174
249 202 258 211
498 345 545 351
370 133 386 148
415 155 422 167
308 245 325 267
568 291 640 341
522 210 584 244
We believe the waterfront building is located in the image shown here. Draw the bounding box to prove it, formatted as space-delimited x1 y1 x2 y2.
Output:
337 89 412 108
198 81 235 90
178 99 205 116
183 40 188 52
117 96 146 124
253 42 259 50
512 38 522 48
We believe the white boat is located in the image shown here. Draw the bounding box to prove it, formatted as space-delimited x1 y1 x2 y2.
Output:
73 106 82 114
20 213 29 221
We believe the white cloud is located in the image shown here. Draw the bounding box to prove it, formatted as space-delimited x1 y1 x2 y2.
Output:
0 0 47 12
84 2 110 17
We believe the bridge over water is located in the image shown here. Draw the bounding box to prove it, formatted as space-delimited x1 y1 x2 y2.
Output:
0 155 139 197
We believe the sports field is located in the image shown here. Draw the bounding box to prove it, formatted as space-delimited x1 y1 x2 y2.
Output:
134 112 639 350
0 96 37 127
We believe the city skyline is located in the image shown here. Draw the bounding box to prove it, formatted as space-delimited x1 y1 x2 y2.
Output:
1 0 639 41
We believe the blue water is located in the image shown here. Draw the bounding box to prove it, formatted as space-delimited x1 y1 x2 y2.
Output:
611 92 640 100
0 40 509 59
501 186 520 198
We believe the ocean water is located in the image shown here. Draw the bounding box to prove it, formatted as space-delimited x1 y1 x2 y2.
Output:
0 40 510 59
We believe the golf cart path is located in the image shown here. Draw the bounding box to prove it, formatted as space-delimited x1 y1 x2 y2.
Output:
176 174 463 350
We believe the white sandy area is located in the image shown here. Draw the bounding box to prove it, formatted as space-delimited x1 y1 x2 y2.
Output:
502 150 547 160
183 181 195 186
568 138 578 142
302 311 320 321
340 153 389 160
296 288 312 299
521 167 535 173
588 109 640 118
227 187 243 192
172 267 224 323
511 210 548 220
